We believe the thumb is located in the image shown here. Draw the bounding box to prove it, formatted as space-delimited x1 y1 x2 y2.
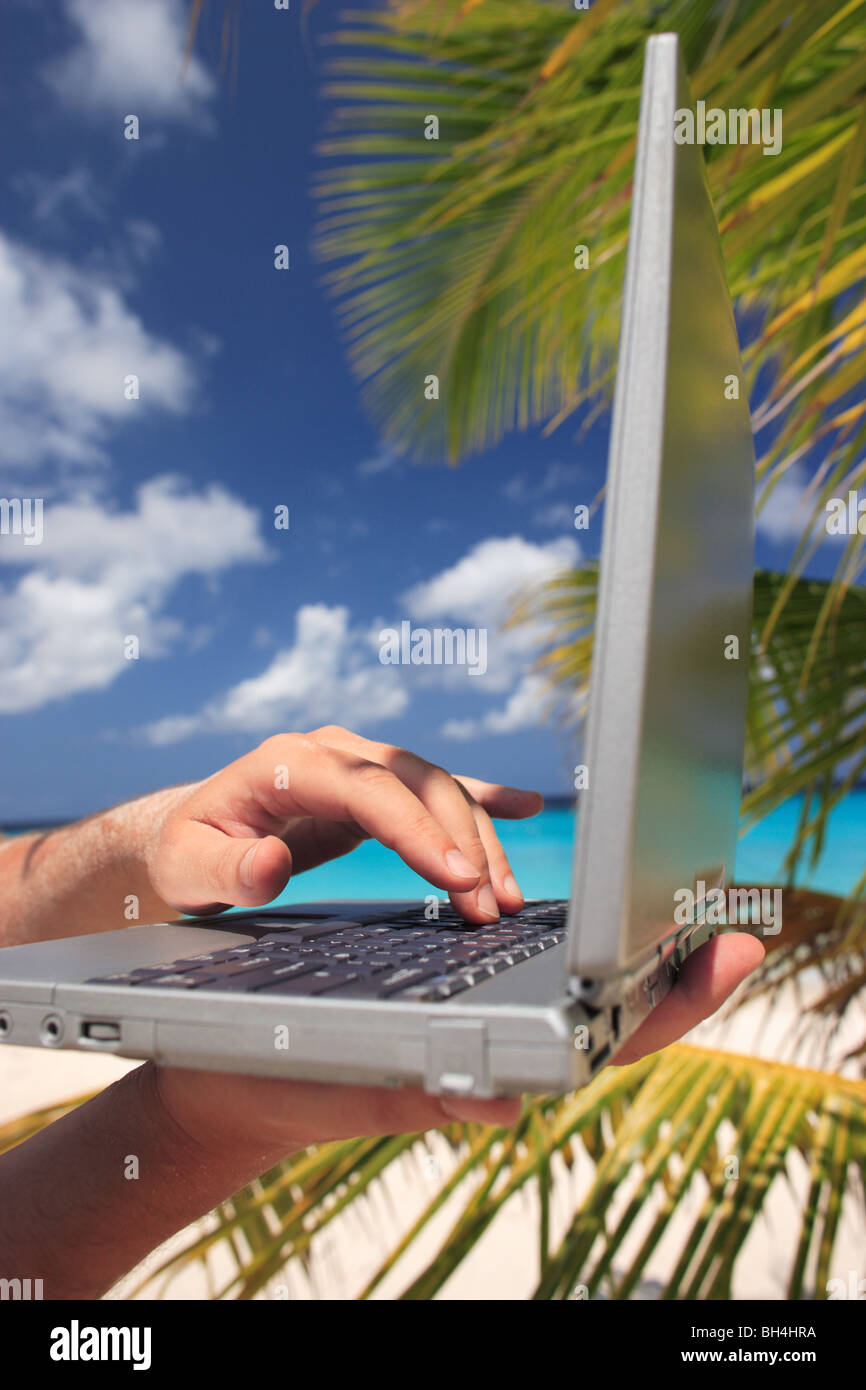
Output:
439 1096 522 1126
152 820 293 915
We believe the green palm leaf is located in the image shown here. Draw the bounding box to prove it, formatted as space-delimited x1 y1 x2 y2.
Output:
116 1045 866 1300
314 1 866 596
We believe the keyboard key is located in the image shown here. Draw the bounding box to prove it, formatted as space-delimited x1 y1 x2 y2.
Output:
129 962 197 978
133 972 207 988
254 919 360 946
376 965 443 996
402 975 473 1001
325 964 441 998
202 959 329 992
87 970 154 985
446 965 495 988
258 967 369 996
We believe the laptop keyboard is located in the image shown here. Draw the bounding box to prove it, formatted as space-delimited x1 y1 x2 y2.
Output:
86 901 567 1003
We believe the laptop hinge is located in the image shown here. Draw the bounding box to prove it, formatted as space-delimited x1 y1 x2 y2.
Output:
569 918 719 1009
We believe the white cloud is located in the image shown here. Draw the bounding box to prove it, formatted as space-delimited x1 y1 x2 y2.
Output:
402 534 578 727
404 534 578 627
0 478 268 714
139 535 577 747
357 443 401 476
45 0 215 127
532 501 576 530
756 465 846 545
502 460 582 504
0 229 195 469
756 467 813 542
125 219 162 263
441 674 549 740
143 604 409 744
14 166 105 223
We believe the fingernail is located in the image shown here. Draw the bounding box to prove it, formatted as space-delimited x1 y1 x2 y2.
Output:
503 873 523 902
445 849 480 881
240 842 260 888
476 884 499 920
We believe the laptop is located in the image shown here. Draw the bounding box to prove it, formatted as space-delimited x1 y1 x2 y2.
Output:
0 34 755 1099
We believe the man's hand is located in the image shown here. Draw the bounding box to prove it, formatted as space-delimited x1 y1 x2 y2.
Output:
612 929 764 1064
147 725 544 924
0 728 542 945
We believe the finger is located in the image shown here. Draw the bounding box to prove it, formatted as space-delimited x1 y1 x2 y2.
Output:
467 799 525 914
273 816 369 875
159 1065 522 1151
153 821 293 914
247 735 483 895
308 727 501 923
264 1082 523 1139
309 729 543 820
455 776 544 820
612 932 765 1066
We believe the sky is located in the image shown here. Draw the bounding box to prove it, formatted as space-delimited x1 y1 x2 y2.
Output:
0 0 853 823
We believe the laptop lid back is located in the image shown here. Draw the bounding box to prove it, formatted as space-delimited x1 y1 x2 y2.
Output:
565 33 755 983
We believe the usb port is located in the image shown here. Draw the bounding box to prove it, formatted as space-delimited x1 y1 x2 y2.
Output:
81 1020 121 1044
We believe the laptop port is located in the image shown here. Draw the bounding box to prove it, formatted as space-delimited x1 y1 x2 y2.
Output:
40 1014 64 1046
80 1020 121 1044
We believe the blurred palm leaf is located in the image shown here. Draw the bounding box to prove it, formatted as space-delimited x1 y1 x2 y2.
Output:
314 0 866 604
120 1044 866 1300
739 888 866 1065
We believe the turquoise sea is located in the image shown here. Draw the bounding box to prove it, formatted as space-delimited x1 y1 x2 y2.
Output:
267 790 866 908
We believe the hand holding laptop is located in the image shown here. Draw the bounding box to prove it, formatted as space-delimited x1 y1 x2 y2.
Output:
153 927 762 1141
140 721 762 1140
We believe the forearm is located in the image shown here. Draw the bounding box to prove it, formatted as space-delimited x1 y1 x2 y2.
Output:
0 1062 287 1300
0 788 192 947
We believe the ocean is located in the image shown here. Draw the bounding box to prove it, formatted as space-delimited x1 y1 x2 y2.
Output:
265 789 866 908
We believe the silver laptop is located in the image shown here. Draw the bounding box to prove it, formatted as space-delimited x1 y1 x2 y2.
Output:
0 34 755 1100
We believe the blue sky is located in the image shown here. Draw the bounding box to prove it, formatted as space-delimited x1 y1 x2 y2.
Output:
0 0 851 822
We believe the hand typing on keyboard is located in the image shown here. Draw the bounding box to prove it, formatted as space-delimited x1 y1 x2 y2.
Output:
146 725 544 924
2 726 763 1299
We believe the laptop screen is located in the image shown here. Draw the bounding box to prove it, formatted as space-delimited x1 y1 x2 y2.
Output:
566 34 755 982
